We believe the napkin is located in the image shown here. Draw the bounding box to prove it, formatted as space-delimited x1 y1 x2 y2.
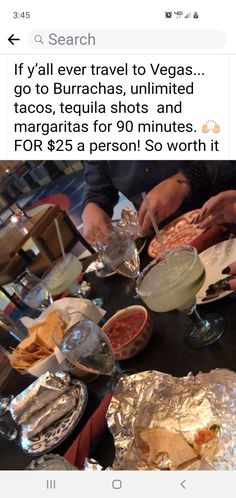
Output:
63 391 113 469
20 297 106 329
191 226 230 254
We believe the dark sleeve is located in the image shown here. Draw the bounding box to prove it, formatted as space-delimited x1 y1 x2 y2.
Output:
82 161 119 217
180 161 236 202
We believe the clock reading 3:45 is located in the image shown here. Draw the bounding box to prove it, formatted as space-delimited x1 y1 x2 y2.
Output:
13 12 31 19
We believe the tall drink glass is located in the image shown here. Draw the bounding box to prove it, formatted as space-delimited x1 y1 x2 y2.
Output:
0 312 25 353
13 271 53 311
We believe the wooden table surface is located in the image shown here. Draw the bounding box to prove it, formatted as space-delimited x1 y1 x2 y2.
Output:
0 206 59 260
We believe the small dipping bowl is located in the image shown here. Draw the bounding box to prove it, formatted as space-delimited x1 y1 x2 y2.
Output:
102 305 153 360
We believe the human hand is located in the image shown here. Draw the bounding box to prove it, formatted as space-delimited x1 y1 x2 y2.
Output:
197 191 236 229
82 203 112 244
138 173 190 236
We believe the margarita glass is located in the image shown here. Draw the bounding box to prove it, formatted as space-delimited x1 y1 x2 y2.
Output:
136 246 224 348
43 253 83 296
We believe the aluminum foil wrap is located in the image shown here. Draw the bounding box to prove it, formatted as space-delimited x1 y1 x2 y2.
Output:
25 454 78 470
83 459 111 471
118 208 141 238
84 459 104 471
10 371 71 424
22 387 78 437
107 369 236 470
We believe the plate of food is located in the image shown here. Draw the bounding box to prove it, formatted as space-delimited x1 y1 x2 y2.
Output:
9 372 88 456
196 238 236 304
148 210 204 259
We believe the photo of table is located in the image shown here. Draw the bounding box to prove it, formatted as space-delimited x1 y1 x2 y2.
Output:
1 237 236 470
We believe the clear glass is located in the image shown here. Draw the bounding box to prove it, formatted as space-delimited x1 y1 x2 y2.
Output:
95 225 140 279
43 253 83 297
136 246 224 348
54 313 116 376
94 254 115 278
0 395 14 416
12 270 53 311
0 421 18 441
0 311 26 354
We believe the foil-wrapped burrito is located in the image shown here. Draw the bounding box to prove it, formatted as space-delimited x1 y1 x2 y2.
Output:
10 371 71 424
107 369 236 471
22 388 78 437
83 459 111 471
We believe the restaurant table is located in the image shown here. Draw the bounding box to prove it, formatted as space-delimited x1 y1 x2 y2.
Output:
0 206 62 303
0 205 60 263
0 205 94 288
1 251 236 470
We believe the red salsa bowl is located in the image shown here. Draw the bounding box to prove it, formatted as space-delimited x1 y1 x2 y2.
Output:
102 305 153 360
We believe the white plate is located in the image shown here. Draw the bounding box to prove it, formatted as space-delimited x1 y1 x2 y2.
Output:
197 238 236 304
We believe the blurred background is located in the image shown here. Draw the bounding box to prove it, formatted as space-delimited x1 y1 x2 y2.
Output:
0 160 132 312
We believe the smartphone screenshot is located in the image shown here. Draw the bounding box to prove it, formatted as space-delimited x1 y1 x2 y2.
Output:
0 1 236 496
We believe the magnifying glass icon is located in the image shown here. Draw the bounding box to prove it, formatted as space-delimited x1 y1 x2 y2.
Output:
34 34 44 44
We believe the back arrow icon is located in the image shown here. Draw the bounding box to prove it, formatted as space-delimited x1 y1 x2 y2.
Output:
181 480 186 489
8 34 20 45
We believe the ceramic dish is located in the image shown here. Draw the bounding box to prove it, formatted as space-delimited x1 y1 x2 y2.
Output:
197 238 236 304
148 210 204 259
20 380 87 456
102 305 153 360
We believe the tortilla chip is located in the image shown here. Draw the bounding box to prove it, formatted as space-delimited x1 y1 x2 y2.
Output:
18 332 38 350
10 311 67 371
138 427 198 469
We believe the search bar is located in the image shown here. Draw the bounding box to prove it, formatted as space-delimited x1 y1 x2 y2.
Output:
30 30 226 50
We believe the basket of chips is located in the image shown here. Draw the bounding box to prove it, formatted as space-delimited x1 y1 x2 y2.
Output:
9 311 68 376
9 298 106 377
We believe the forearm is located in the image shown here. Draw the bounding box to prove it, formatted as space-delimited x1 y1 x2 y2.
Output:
82 161 119 217
172 171 191 200
82 189 115 217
